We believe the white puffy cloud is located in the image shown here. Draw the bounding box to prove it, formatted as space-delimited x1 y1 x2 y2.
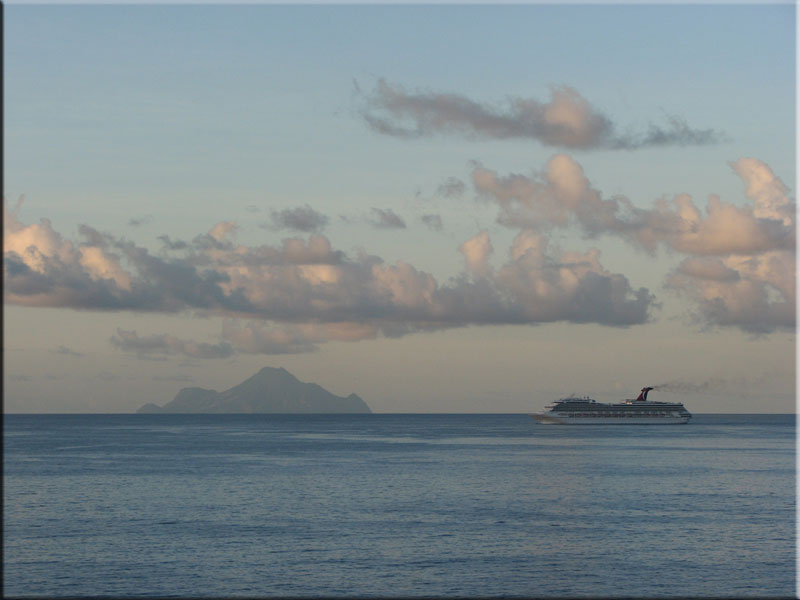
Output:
79 246 132 292
4 209 78 272
359 79 723 150
490 230 654 326
667 251 795 334
473 155 794 256
459 231 494 277
471 155 794 332
473 154 630 235
4 209 136 307
5 205 657 357
208 221 238 243
731 158 794 225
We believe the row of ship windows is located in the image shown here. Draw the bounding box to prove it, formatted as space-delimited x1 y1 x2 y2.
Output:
560 412 675 417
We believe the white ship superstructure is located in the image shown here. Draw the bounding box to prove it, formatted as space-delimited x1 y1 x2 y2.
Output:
531 387 691 425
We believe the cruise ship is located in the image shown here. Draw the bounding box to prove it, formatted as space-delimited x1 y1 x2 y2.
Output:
531 387 692 424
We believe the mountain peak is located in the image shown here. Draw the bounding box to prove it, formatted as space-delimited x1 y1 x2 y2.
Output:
256 365 291 376
249 366 298 385
137 367 370 414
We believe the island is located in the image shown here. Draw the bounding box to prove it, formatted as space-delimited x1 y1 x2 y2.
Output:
137 366 371 413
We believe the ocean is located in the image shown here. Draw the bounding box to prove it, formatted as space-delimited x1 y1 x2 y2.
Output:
3 413 795 598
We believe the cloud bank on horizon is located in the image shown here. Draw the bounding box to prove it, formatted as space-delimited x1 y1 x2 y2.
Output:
4 149 793 359
358 79 725 150
4 194 653 358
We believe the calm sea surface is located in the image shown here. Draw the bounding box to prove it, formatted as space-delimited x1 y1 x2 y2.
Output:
3 414 795 598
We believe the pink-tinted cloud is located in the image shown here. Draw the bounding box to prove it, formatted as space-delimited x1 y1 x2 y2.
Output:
5 206 657 357
667 251 795 334
472 155 794 256
459 231 493 277
472 155 794 332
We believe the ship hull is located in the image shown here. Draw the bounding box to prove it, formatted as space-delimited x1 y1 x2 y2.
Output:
530 413 690 425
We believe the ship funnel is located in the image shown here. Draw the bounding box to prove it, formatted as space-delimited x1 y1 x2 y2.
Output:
635 387 654 401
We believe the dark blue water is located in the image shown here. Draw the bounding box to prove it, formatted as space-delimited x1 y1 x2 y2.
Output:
3 414 795 598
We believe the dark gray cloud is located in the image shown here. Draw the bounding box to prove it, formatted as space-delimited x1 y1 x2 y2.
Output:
268 205 329 233
52 345 84 357
360 79 724 150
421 214 444 231
153 374 196 382
654 369 791 394
157 235 189 251
369 208 406 229
436 177 466 198
128 215 154 227
110 328 235 360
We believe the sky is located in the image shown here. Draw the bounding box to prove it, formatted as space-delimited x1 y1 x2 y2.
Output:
3 3 796 413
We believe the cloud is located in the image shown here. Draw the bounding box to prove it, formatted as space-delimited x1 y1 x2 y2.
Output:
218 229 655 354
4 200 664 360
208 221 238 243
51 345 84 357
485 230 655 326
4 217 337 314
666 251 795 334
421 214 444 231
221 319 381 355
472 155 795 257
153 374 196 382
666 172 794 332
268 205 329 233
730 158 794 226
128 215 154 227
369 208 407 229
110 328 235 359
467 155 795 333
436 177 466 198
359 79 724 150
459 230 493 277
157 235 188 251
